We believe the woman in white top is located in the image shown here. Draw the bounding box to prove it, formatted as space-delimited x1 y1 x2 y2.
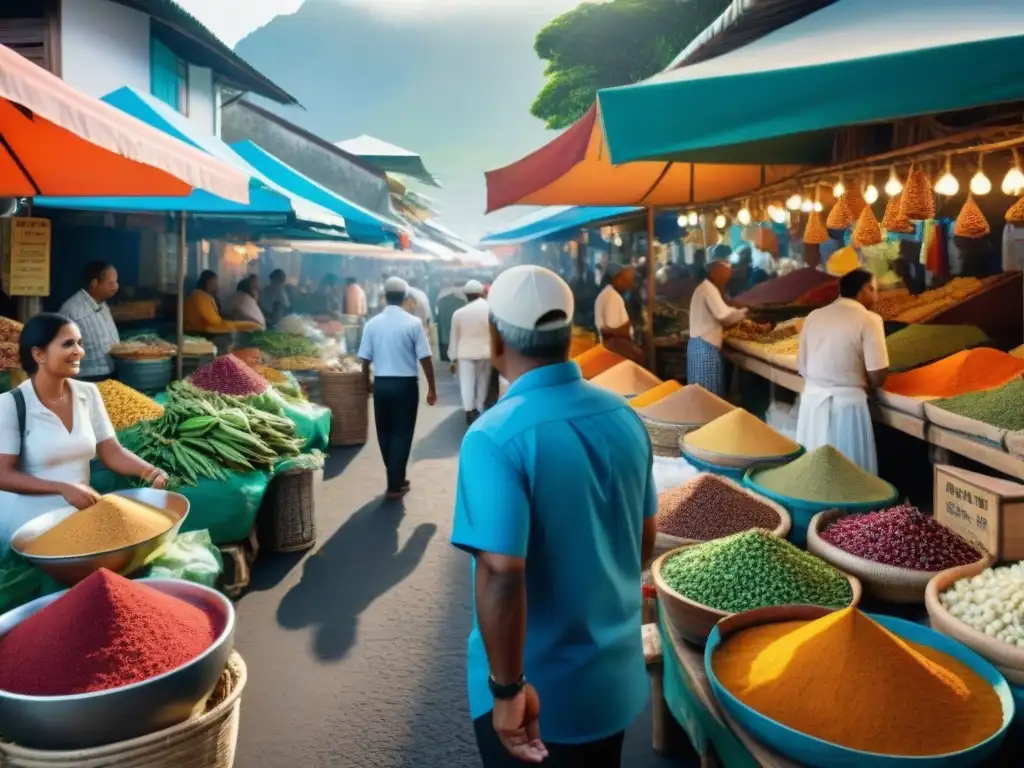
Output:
225 276 267 329
0 314 168 553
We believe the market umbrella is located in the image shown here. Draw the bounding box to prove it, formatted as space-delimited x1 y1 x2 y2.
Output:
0 43 248 201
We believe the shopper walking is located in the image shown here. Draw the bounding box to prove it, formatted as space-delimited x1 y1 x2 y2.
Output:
448 280 491 426
58 262 120 383
451 265 656 767
358 277 437 500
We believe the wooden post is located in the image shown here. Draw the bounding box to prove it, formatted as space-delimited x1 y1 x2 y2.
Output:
175 214 186 380
646 206 656 369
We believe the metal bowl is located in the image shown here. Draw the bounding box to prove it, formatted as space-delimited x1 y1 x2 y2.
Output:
10 489 189 586
0 578 235 750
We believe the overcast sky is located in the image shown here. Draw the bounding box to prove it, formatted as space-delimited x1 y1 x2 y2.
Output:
175 0 577 47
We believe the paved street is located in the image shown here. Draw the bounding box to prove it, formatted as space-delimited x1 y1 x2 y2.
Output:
234 373 680 767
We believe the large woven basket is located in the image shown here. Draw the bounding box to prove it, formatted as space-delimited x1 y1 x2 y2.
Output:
639 415 699 457
258 468 320 553
320 370 368 446
807 509 995 604
0 653 247 767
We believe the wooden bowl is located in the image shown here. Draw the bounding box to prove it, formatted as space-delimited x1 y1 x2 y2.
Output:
926 560 1024 687
656 473 793 549
807 509 995 604
651 542 862 647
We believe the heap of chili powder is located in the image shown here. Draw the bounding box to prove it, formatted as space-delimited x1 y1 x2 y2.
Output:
0 569 220 696
190 354 268 396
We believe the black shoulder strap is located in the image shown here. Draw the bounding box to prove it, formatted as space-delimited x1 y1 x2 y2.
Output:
12 388 25 444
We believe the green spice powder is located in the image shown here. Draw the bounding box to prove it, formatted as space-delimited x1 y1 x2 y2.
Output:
931 378 1024 432
885 324 988 373
751 446 895 503
660 530 852 613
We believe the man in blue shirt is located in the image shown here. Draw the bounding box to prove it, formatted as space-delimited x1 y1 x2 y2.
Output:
358 277 437 499
452 265 657 766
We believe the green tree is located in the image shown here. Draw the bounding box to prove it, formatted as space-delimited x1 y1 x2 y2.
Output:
531 0 729 130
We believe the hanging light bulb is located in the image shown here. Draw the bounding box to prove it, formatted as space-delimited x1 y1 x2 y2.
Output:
613 234 623 247
884 165 903 197
1002 150 1024 195
687 211 699 227
786 193 802 211
677 214 687 227
813 201 823 212
714 213 727 230
800 198 813 213
970 155 991 195
766 204 779 220
737 207 752 226
832 177 845 198
770 207 787 224
863 177 879 205
934 156 959 197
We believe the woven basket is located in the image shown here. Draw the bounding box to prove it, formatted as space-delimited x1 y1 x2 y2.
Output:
320 370 368 446
0 653 247 767
807 509 994 604
258 468 319 552
926 560 1024 687
640 415 699 457
652 543 862 647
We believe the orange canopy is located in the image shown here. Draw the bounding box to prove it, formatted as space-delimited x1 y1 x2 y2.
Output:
485 104 801 212
0 44 248 202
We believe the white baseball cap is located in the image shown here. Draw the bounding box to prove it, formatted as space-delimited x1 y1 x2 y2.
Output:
464 279 485 295
488 265 574 332
384 276 408 294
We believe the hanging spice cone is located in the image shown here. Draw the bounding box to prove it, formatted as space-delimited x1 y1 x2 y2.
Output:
803 211 829 244
825 194 854 230
851 205 883 247
882 192 915 233
954 195 990 239
845 186 867 218
899 167 935 220
1006 195 1024 224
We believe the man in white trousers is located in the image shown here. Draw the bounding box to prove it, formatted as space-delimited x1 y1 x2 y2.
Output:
449 280 492 426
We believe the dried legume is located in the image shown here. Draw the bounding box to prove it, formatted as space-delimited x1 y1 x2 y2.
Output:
930 378 1024 431
820 504 980 571
751 445 895 504
657 474 779 540
941 563 1024 648
96 380 164 432
659 530 852 613
885 324 988 372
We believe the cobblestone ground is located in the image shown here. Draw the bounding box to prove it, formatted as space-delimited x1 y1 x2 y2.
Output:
234 374 681 767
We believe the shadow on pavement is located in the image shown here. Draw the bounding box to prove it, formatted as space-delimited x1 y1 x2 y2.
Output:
324 445 364 481
276 495 437 662
411 409 467 462
244 550 307 593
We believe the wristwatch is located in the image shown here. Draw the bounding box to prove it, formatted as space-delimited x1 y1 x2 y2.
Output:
488 674 526 701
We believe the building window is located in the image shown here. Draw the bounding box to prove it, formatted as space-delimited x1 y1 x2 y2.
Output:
150 37 187 115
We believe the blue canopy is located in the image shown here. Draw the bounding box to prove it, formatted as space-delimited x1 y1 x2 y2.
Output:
599 0 1024 164
480 206 641 246
35 87 347 234
230 141 406 245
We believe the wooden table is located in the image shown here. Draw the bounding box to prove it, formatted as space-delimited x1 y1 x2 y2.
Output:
722 347 1024 482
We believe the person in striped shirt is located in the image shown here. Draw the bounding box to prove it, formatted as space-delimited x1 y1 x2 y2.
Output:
58 262 121 382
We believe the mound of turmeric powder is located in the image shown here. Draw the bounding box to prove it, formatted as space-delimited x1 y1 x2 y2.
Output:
24 495 174 557
712 607 1002 756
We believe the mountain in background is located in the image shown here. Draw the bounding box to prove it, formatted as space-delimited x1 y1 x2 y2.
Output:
235 0 580 243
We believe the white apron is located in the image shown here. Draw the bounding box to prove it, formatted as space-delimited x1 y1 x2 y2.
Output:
795 382 878 475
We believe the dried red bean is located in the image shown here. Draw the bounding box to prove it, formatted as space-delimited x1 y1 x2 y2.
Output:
191 355 268 396
657 474 780 540
819 503 979 571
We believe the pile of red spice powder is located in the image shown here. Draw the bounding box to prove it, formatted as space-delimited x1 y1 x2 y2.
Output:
820 504 981 572
0 569 220 696
191 354 268 396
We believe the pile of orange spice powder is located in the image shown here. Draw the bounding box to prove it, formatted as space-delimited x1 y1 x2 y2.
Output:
711 607 1002 756
884 348 1024 399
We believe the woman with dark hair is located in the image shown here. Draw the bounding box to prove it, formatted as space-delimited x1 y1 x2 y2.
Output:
183 270 259 335
796 268 888 474
0 314 168 553
225 276 267 329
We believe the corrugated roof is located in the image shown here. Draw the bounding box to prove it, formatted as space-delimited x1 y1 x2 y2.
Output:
111 0 298 105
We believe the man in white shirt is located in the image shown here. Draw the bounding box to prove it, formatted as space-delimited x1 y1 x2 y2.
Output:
449 280 492 426
59 262 121 382
796 269 889 474
358 277 438 499
594 263 643 363
225 276 267 329
687 261 747 396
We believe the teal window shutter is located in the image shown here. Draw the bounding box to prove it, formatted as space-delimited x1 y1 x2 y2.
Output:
150 38 180 111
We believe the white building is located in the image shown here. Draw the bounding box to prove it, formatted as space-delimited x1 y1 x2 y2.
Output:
0 0 295 135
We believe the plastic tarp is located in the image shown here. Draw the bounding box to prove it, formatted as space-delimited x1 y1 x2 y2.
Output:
35 87 347 234
480 206 642 245
281 398 331 452
231 140 407 245
598 0 1024 165
178 471 271 544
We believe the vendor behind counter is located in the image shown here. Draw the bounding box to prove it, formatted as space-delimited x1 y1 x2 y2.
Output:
58 262 121 384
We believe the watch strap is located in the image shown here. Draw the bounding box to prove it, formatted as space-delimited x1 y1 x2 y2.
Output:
488 674 525 700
